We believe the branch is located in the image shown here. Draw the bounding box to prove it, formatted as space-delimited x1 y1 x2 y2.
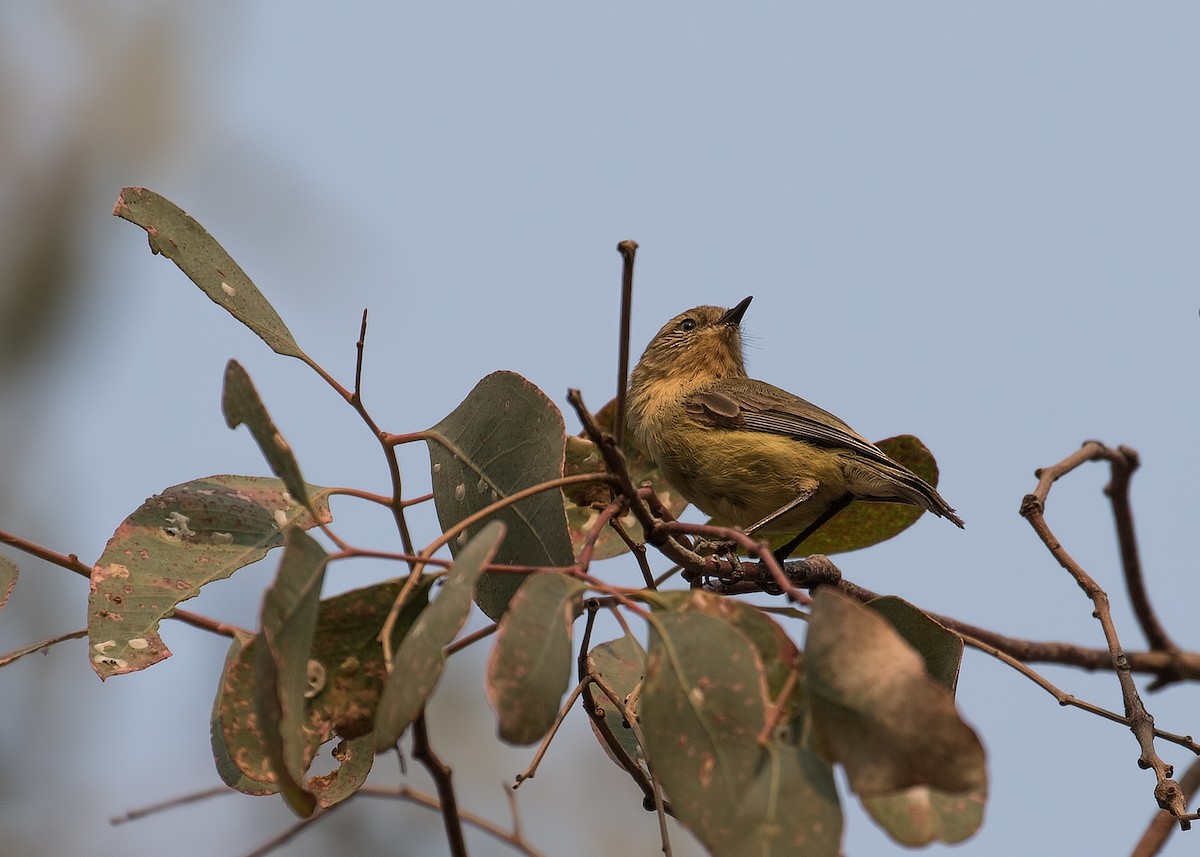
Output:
1022 441 1187 824
1102 445 1185 689
613 240 638 447
1132 756 1200 857
412 711 467 856
0 530 247 638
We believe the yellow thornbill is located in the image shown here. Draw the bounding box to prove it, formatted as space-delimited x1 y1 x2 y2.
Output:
627 296 963 560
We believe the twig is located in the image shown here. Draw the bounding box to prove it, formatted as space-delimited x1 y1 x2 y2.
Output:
609 517 656 589
1022 441 1187 823
613 240 638 447
1102 445 1184 689
588 670 673 856
358 785 547 857
960 631 1199 754
576 603 656 803
0 530 247 639
240 804 348 857
567 390 706 577
412 711 468 856
576 500 626 571
352 309 368 404
1132 757 1200 857
513 680 589 787
445 623 498 657
111 785 230 824
379 472 616 669
297 332 416 562
0 628 88 668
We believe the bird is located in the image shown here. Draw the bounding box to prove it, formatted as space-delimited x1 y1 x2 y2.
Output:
626 295 963 560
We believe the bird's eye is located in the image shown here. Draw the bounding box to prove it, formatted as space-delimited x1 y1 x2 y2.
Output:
679 318 697 332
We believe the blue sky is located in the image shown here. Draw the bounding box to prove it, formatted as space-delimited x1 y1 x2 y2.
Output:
1 3 1198 855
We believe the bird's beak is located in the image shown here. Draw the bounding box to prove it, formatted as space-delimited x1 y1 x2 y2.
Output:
720 296 753 326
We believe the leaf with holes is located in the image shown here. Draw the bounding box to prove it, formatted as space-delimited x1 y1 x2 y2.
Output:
215 574 436 804
486 573 586 745
426 372 572 619
113 187 304 359
89 475 332 679
374 522 506 751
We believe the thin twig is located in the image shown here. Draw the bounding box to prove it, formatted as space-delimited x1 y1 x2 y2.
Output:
1102 445 1184 689
609 517 656 589
0 628 88 668
0 530 247 639
576 500 626 571
445 623 498 657
513 680 589 787
412 711 468 856
1022 441 1187 823
379 472 616 668
959 632 1199 754
589 671 672 856
111 786 231 824
297 344 416 562
358 785 547 857
613 240 638 447
1132 756 1200 857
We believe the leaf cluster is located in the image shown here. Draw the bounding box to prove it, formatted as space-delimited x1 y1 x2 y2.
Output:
1 188 989 856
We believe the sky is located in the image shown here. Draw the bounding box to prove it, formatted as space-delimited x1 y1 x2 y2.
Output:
1 2 1198 855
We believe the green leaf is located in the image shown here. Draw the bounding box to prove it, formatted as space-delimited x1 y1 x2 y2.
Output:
756 435 942 556
562 398 690 561
374 521 506 750
584 635 648 782
88 475 332 680
735 740 842 857
486 573 586 745
641 611 768 853
112 187 304 359
0 556 16 615
652 591 842 856
867 596 963 693
426 372 573 619
255 527 327 817
653 590 802 711
222 360 309 507
215 575 435 800
804 589 986 846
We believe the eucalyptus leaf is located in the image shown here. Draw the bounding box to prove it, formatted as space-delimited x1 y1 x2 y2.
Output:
254 527 327 817
374 522 506 750
89 475 332 679
215 575 435 802
222 360 309 507
426 372 572 619
805 589 986 846
113 187 304 359
642 611 767 853
487 573 586 745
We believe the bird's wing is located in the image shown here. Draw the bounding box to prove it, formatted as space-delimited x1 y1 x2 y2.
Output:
685 379 895 466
